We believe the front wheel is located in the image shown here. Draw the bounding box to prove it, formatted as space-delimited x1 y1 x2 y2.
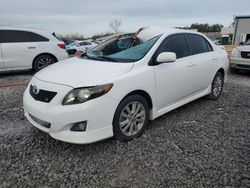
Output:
113 95 149 142
207 71 224 100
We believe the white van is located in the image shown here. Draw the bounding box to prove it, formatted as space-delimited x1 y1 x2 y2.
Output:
0 27 68 72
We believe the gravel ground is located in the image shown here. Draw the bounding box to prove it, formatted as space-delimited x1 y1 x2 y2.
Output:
0 71 250 187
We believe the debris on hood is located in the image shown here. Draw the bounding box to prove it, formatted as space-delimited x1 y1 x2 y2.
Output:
136 26 165 42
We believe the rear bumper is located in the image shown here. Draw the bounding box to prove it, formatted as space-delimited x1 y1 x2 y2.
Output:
57 51 69 61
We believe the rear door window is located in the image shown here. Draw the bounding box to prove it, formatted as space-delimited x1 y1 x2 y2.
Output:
0 30 49 43
186 34 213 55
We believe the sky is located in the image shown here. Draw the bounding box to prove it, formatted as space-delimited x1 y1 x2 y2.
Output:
0 0 249 37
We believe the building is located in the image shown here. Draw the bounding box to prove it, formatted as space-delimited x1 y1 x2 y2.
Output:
221 27 234 36
232 15 250 45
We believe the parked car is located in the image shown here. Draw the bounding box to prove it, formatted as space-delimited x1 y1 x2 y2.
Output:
65 41 78 55
0 27 68 72
60 38 74 46
23 26 229 144
230 39 250 72
66 40 97 55
213 39 221 45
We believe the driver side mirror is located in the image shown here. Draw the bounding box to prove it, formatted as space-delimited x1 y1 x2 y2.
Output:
156 52 176 64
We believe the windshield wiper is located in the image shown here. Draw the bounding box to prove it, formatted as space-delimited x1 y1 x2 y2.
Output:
82 53 103 61
82 53 117 62
98 56 117 62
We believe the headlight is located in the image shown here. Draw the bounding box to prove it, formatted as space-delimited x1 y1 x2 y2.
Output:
62 83 113 105
231 48 240 57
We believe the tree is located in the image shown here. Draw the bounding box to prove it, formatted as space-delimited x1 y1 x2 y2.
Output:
229 21 235 27
91 32 113 40
190 23 223 32
109 19 122 34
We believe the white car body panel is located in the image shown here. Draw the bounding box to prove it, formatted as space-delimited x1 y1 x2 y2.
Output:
0 27 68 72
23 27 229 144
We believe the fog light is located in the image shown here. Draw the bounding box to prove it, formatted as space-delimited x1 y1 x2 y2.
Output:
70 121 87 132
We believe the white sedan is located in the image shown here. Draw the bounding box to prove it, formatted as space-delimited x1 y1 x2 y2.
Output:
66 40 97 55
23 26 229 144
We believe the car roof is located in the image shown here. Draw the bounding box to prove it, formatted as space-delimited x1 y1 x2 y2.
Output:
0 26 50 32
137 26 200 42
0 26 55 39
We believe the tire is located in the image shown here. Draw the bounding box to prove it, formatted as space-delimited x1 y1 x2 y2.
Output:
113 95 149 142
207 71 224 100
33 54 57 72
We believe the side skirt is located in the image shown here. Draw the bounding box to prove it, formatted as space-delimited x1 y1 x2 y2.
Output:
151 86 211 120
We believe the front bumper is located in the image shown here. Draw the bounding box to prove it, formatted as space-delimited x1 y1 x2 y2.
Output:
230 57 250 70
23 77 119 144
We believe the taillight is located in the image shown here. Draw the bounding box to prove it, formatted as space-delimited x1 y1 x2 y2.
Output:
57 44 65 49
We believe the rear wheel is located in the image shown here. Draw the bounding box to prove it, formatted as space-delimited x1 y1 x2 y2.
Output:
207 71 224 100
33 54 57 72
113 95 149 142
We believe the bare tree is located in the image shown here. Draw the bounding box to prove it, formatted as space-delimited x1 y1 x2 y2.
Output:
109 19 122 34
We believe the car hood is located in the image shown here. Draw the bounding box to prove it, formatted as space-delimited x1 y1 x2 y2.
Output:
237 45 250 51
35 57 134 88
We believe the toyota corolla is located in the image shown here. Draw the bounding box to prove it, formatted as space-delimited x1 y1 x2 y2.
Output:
23 27 229 144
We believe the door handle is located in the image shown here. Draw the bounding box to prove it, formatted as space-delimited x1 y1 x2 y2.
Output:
212 57 218 60
28 46 36 49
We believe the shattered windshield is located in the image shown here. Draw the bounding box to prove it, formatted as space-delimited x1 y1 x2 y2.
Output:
84 35 161 63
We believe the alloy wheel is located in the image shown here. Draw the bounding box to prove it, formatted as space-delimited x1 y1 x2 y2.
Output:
212 74 223 97
37 57 52 70
119 101 146 136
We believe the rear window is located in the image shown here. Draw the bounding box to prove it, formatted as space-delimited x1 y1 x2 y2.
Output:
186 34 213 55
0 30 49 43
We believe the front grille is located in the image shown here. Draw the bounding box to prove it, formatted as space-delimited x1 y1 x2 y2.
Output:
241 51 250 59
237 64 250 69
29 114 51 128
30 85 57 103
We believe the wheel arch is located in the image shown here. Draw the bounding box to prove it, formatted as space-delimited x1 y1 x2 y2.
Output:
217 68 225 78
120 90 153 109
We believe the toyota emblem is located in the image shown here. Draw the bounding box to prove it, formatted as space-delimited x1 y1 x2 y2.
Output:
32 85 40 95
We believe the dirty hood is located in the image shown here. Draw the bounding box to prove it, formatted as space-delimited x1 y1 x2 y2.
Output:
35 57 133 88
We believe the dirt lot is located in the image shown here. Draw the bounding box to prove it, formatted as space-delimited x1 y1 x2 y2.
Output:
0 71 250 187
